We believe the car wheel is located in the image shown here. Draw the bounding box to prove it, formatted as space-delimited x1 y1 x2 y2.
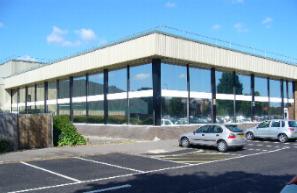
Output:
180 137 190 148
217 140 228 152
246 132 254 140
278 134 288 143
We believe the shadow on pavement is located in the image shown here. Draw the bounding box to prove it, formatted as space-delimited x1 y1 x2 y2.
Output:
73 171 292 193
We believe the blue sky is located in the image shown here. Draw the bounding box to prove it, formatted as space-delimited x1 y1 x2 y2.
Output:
0 0 297 64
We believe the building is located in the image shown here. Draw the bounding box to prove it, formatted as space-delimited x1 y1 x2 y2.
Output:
2 30 297 125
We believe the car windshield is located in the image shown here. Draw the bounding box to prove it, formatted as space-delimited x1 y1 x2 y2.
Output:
288 121 297 127
225 125 242 132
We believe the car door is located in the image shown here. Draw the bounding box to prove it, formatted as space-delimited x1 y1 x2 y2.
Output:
192 125 209 145
270 120 281 138
255 121 271 137
205 125 223 146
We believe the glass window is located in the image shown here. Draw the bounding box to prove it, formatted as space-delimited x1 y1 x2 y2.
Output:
161 63 187 91
88 72 104 95
88 72 104 123
270 79 281 98
257 121 270 128
209 126 223 133
27 85 35 113
189 67 212 124
255 76 268 97
58 78 70 116
189 98 211 123
269 102 282 119
236 101 251 123
288 81 293 99
108 99 127 124
271 121 280 127
237 73 250 95
58 78 70 99
109 68 127 94
73 76 86 97
196 125 209 133
48 81 57 100
225 125 243 132
216 71 233 94
73 76 87 123
255 102 269 121
19 88 26 113
216 100 234 123
162 97 187 125
190 66 211 93
88 101 104 123
130 64 152 91
11 89 18 112
288 121 297 127
36 83 45 113
129 98 153 125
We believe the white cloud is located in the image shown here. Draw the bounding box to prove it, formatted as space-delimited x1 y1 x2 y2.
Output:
17 55 37 62
262 17 273 28
76 28 96 41
234 22 248 32
47 26 99 47
212 24 221 31
165 1 176 8
134 73 150 81
0 21 4 28
178 73 186 79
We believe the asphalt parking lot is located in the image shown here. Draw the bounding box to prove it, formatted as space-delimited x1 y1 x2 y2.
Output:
1 140 297 193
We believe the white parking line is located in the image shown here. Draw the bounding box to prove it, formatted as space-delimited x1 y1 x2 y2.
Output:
135 153 192 165
156 150 203 158
11 147 289 193
20 162 81 183
83 184 131 193
74 157 145 173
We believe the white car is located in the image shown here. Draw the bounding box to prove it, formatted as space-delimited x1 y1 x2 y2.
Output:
245 119 297 143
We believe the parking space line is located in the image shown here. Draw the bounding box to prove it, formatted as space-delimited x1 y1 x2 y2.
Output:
20 161 81 183
74 157 145 173
156 150 204 158
135 153 191 165
83 184 131 193
11 147 289 193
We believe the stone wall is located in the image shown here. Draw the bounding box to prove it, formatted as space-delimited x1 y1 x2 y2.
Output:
75 123 258 141
0 113 53 150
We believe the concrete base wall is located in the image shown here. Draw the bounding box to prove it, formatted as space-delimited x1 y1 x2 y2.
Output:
75 123 258 141
0 113 18 150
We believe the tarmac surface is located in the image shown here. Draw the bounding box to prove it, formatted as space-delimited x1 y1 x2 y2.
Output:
0 139 297 193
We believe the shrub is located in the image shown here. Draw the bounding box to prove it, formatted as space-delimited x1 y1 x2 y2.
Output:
0 139 13 153
53 115 87 146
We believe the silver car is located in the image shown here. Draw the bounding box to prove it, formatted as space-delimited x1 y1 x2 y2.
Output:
179 124 246 152
245 119 297 143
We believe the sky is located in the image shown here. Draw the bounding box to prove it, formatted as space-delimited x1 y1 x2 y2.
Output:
0 0 297 64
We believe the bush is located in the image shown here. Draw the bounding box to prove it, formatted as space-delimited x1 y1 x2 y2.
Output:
0 139 13 153
53 115 87 146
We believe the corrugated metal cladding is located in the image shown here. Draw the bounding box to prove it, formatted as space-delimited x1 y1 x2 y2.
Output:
4 32 297 89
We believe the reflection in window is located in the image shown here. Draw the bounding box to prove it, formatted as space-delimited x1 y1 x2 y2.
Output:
190 66 211 93
189 98 211 123
47 81 57 115
109 68 127 94
269 102 282 119
88 73 104 95
216 71 233 94
58 78 70 116
88 72 104 123
130 64 152 91
27 85 35 113
270 79 281 98
162 97 187 125
236 101 251 122
59 104 70 116
36 83 45 113
108 99 127 124
255 102 269 121
11 89 18 112
161 63 187 91
73 76 87 122
88 101 104 123
237 73 250 95
129 98 153 125
255 76 268 96
216 100 233 123
19 88 26 113
288 81 293 99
